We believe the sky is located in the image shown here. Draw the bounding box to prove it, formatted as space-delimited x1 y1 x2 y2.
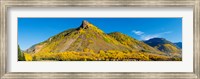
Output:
18 18 182 50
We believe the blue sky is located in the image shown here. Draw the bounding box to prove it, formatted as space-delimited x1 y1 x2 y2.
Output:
18 18 182 50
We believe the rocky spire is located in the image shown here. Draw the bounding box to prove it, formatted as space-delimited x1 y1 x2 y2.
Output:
77 20 104 33
80 20 91 29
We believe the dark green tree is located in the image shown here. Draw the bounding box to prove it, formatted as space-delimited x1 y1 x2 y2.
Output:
18 45 25 61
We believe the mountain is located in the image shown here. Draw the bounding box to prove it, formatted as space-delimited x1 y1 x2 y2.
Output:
26 20 165 55
108 32 163 54
24 20 182 61
27 20 132 53
173 42 182 49
144 38 181 55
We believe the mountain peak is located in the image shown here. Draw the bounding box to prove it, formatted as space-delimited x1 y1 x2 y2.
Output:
144 38 172 45
144 38 181 54
78 20 104 33
82 20 89 25
148 38 165 40
80 20 92 29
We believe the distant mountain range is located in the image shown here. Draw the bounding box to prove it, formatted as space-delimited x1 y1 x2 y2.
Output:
22 20 182 61
144 38 181 55
173 42 182 49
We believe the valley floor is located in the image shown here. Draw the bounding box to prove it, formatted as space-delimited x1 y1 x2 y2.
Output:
19 50 182 61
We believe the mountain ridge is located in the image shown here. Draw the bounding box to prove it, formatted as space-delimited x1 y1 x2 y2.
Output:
173 42 182 49
22 20 182 61
26 20 130 53
144 38 181 55
108 32 163 54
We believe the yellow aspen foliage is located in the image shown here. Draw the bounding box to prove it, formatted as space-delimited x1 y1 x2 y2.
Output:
79 29 85 33
26 49 179 61
24 53 32 61
83 48 90 52
88 40 94 44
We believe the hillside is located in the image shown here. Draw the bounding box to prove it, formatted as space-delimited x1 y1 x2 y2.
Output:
27 20 164 54
174 42 182 49
108 32 163 55
144 38 181 55
21 20 181 61
27 20 132 53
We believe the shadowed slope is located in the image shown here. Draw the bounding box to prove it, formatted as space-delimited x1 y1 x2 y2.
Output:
144 38 181 55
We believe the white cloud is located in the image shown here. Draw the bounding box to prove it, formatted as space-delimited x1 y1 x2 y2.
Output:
132 30 144 35
132 30 172 40
141 35 159 40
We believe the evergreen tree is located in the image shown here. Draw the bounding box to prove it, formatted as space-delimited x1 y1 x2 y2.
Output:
18 45 25 61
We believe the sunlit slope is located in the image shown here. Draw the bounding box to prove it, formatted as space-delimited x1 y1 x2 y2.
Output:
108 32 164 54
144 38 181 55
27 20 132 53
22 20 182 61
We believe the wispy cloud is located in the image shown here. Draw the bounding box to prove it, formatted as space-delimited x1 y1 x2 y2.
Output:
141 35 159 40
132 30 171 40
132 30 144 35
